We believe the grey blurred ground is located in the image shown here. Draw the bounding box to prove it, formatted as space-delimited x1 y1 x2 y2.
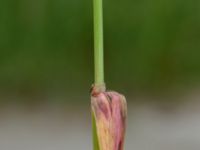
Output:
0 88 200 150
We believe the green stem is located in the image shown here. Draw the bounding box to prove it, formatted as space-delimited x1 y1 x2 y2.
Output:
93 0 104 85
92 113 100 150
93 0 104 149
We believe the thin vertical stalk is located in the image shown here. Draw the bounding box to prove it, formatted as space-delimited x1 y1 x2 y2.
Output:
93 0 104 149
93 0 104 85
92 113 100 150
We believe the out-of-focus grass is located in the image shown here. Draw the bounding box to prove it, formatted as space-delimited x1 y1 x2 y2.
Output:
0 0 200 103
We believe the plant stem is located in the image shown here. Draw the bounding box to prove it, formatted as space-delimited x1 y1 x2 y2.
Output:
92 113 100 150
93 0 104 85
93 0 104 149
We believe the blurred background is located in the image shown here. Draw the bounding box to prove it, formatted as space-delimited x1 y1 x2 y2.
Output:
0 0 200 149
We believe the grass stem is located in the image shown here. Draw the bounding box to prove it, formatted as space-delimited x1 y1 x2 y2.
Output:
92 0 104 149
93 0 104 85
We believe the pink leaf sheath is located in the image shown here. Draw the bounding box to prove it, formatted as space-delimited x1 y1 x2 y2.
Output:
91 85 127 150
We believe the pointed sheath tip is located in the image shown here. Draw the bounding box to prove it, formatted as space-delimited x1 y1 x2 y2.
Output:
91 85 127 150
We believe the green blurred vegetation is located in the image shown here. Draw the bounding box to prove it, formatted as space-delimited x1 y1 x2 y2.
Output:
0 0 200 102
